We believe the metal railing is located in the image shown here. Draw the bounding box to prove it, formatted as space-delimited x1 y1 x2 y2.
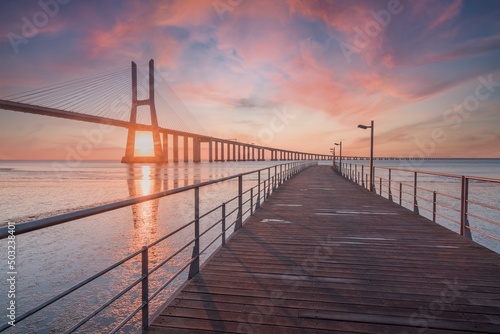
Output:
337 162 500 251
0 161 315 333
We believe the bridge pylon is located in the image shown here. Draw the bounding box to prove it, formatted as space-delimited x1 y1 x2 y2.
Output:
122 59 165 163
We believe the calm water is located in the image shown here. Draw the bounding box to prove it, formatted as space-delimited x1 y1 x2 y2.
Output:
0 159 499 333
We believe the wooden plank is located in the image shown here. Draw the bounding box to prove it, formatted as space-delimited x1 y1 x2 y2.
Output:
147 165 500 334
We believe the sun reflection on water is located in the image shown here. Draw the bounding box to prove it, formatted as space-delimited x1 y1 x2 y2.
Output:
128 165 162 248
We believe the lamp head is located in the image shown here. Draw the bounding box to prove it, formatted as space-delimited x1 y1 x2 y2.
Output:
334 143 340 146
358 124 369 129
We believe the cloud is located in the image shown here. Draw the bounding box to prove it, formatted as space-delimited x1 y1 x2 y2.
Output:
425 0 463 30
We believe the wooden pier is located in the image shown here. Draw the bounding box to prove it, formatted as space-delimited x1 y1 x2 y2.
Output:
148 165 500 333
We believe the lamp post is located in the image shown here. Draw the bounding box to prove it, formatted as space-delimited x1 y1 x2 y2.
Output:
357 120 374 192
334 141 342 174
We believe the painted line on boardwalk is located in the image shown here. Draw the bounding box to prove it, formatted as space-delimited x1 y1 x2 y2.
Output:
260 219 293 224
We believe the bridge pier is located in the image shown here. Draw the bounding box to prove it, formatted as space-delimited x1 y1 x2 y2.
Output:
121 59 166 164
193 136 201 163
214 140 219 161
173 134 179 163
208 139 213 162
162 132 168 162
184 136 189 162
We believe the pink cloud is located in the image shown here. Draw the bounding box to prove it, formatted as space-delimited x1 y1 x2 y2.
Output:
428 0 463 30
288 0 370 33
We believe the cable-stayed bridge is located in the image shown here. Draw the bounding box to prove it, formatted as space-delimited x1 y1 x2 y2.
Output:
0 59 331 163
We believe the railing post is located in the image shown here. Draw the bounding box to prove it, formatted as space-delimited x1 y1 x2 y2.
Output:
361 165 365 188
188 187 200 279
379 177 382 196
432 191 437 223
388 169 393 201
141 246 149 330
250 188 254 215
355 164 357 183
235 175 243 231
273 166 277 191
460 176 472 239
221 202 226 246
267 168 271 197
399 182 402 206
257 171 261 208
372 167 376 193
413 172 419 214
280 164 283 185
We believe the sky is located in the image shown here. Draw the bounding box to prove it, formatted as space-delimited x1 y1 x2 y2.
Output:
0 0 499 160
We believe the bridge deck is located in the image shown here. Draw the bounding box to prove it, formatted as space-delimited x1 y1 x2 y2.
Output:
147 165 500 334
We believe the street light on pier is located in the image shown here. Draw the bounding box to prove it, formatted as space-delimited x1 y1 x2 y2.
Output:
334 141 342 174
357 120 374 192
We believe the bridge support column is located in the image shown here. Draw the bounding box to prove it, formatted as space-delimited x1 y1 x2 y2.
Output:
232 144 236 161
193 137 201 163
220 142 225 161
173 134 179 163
122 59 165 163
162 132 168 162
208 139 213 162
214 140 219 161
184 136 189 162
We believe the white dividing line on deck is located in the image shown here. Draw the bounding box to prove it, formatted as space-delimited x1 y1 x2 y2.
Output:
336 237 397 241
273 204 303 207
260 219 293 224
315 211 399 215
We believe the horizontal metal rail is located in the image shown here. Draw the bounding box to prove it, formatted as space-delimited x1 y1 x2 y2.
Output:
0 161 315 333
338 162 500 249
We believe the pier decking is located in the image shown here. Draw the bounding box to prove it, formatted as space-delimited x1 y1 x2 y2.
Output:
148 165 500 333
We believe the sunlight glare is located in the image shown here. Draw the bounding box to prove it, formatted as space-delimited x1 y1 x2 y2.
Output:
135 132 154 156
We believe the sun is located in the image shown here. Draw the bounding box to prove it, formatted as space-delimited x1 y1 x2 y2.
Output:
135 132 154 156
